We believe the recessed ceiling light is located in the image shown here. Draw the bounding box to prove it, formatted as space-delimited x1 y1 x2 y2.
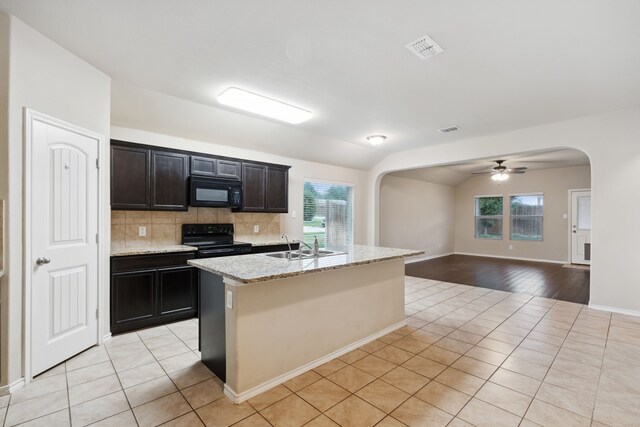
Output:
217 87 312 124
366 135 387 146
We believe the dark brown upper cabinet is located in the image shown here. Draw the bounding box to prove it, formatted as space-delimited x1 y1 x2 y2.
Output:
111 141 188 211
191 155 241 180
266 166 289 213
217 159 242 180
151 150 189 211
241 163 267 211
111 140 289 212
241 162 289 213
111 144 151 210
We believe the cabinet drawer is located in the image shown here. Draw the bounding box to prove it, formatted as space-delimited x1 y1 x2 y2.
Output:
111 252 195 273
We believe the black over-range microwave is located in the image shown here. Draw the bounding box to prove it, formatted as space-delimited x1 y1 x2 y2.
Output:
190 177 242 208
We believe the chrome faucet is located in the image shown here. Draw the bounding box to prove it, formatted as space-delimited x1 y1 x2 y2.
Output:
281 234 292 260
293 239 314 257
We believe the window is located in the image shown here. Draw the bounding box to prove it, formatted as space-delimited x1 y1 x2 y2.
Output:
510 194 544 241
475 196 503 239
303 180 354 250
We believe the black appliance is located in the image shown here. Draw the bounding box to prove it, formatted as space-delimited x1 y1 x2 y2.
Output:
190 177 242 208
182 223 252 258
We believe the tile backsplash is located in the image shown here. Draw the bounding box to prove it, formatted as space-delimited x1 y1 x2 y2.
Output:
111 208 282 250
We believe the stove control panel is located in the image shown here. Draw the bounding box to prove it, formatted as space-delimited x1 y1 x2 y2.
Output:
183 223 234 236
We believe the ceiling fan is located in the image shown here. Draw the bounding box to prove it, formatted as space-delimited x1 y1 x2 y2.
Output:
472 160 527 181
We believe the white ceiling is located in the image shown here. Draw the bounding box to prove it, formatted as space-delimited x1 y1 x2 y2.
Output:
389 149 591 186
1 0 639 169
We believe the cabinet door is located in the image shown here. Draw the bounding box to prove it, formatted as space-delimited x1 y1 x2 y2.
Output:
151 150 189 211
111 145 150 210
191 155 217 177
217 159 242 180
241 163 267 211
266 167 289 213
111 270 156 331
157 266 197 317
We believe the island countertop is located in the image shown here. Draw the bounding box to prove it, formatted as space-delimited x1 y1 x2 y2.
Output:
188 245 423 285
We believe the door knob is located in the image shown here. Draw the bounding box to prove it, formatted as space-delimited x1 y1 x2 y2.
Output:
36 257 51 265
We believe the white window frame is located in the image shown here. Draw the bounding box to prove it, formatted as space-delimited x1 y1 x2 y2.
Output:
474 194 504 240
303 178 356 249
509 192 544 242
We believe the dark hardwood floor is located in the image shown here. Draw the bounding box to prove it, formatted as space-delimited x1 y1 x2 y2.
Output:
405 254 590 304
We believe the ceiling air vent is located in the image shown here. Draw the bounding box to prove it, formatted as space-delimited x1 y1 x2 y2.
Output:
439 126 460 133
406 35 444 59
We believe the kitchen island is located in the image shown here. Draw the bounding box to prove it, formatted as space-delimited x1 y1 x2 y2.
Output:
189 245 422 403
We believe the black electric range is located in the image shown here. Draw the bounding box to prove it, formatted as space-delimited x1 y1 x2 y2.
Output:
182 223 252 258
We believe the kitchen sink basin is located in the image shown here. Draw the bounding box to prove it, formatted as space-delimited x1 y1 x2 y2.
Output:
261 249 346 260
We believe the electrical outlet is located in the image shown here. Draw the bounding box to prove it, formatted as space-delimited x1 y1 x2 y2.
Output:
138 226 146 237
253 224 260 233
226 290 233 309
509 245 513 250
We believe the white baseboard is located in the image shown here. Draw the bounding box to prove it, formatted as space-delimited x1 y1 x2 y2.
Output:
405 253 453 264
589 304 640 317
454 252 566 265
0 378 25 396
223 320 407 403
102 332 112 344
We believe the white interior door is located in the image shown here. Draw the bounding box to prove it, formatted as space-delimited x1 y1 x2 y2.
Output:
30 113 100 376
571 190 591 265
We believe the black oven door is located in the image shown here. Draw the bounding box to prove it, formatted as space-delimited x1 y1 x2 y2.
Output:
190 177 242 208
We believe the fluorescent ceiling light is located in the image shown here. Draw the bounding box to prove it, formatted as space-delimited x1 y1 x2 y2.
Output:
217 87 312 124
366 135 387 146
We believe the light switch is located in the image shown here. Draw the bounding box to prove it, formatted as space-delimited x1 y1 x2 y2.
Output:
226 290 233 309
292 210 297 218
138 226 146 237
563 213 568 219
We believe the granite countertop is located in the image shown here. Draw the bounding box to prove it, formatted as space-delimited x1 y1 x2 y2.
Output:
189 245 424 285
111 245 198 257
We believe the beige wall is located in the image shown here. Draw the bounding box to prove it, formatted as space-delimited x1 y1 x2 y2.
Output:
110 127 370 246
225 258 405 397
369 108 640 313
1 15 111 386
0 201 4 270
454 165 591 262
379 175 455 258
111 208 282 249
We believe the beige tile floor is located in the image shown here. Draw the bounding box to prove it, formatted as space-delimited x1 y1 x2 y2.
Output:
2 276 639 426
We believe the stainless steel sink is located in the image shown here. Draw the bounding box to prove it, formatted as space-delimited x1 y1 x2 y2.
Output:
261 249 346 260
262 252 305 259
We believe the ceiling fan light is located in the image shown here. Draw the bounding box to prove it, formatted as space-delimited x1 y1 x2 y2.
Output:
492 172 509 181
366 135 387 146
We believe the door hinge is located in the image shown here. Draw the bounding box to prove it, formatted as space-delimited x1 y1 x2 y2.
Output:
96 308 99 319
96 158 100 169
96 233 99 243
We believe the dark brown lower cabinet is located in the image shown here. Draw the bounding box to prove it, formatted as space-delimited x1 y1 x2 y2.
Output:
158 266 197 317
111 253 197 334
